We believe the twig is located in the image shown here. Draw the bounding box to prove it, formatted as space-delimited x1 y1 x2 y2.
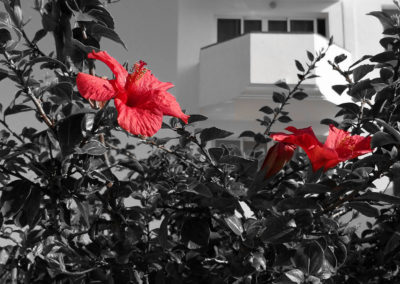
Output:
264 46 331 136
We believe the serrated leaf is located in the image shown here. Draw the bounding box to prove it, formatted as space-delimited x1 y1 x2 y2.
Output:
259 105 274 114
292 92 308 100
200 127 233 145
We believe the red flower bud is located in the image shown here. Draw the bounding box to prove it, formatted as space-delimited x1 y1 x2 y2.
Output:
261 142 296 179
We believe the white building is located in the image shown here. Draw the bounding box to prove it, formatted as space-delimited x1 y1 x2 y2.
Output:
107 0 395 149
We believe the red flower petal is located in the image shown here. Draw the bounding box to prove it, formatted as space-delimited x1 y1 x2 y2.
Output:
126 71 189 123
76 73 116 101
88 50 128 90
114 97 163 137
151 90 189 123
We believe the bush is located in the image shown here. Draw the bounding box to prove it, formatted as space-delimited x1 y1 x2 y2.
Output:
0 1 400 283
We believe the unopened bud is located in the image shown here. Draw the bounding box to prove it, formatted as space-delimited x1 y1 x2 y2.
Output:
12 0 23 27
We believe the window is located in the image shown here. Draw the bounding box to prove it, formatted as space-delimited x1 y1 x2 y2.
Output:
244 20 262 33
268 20 287 32
290 20 314 33
217 19 241 42
317 18 327 37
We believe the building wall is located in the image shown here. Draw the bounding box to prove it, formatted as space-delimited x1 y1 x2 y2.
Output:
177 0 344 113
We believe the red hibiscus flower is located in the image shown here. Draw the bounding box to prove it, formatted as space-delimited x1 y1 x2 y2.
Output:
76 51 189 137
270 125 372 172
261 142 296 179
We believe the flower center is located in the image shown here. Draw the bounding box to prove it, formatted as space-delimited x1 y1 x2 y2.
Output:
126 60 148 86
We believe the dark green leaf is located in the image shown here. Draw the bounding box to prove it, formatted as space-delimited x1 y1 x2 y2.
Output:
159 214 170 249
0 180 31 218
371 131 399 148
334 54 347 64
307 51 314 61
56 113 86 156
188 114 207 124
224 215 243 236
275 81 290 91
295 60 304 72
380 68 394 81
4 104 32 116
356 191 400 205
32 29 47 44
352 64 374 82
276 197 319 211
293 241 324 275
74 199 90 227
28 56 68 72
384 227 400 256
259 105 274 114
320 118 338 127
239 130 255 138
368 11 395 32
80 140 107 156
278 115 292 123
370 51 396 63
273 92 286 103
200 127 233 145
181 218 210 247
292 92 308 100
297 183 331 195
349 55 373 69
0 28 11 45
208 147 224 162
332 85 347 95
191 183 213 198
285 269 304 284
261 216 296 244
347 202 379 217
90 23 127 49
